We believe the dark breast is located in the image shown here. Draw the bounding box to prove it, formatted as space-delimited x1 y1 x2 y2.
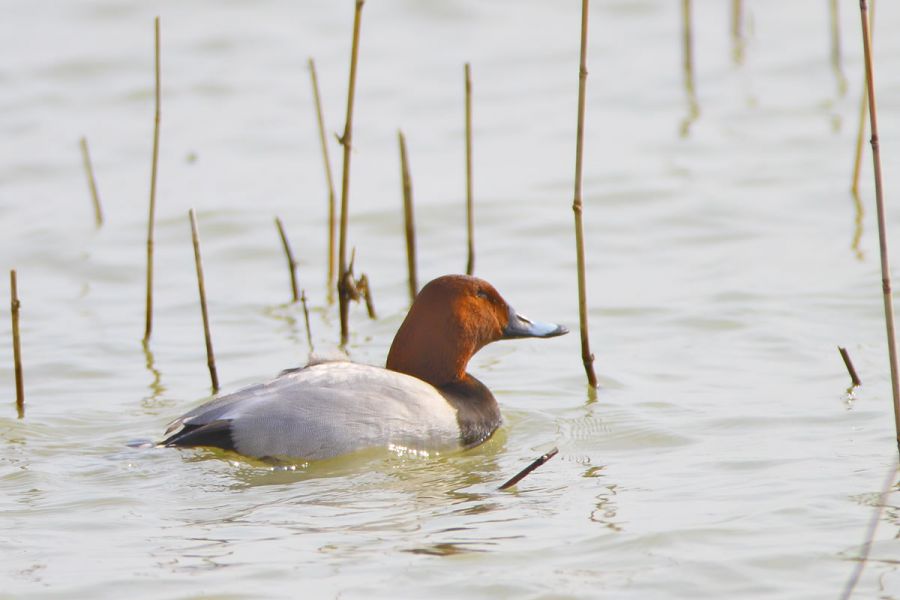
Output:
437 374 502 448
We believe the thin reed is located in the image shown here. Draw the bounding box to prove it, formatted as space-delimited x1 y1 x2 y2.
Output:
301 289 314 353
189 209 220 393
10 270 24 418
571 0 598 388
337 0 365 346
308 58 337 296
829 0 847 94
398 130 418 302
144 16 161 343
275 216 300 303
680 0 699 137
465 62 475 276
730 0 744 65
859 0 900 455
79 137 103 227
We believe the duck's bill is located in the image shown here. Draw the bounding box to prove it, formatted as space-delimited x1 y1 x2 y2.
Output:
503 308 569 339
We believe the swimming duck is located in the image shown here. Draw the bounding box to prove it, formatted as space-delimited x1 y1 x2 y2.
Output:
161 274 567 460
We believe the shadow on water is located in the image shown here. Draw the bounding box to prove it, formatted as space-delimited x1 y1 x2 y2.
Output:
140 340 167 410
850 188 865 261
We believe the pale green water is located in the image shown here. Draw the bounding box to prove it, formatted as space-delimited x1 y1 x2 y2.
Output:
2 0 900 598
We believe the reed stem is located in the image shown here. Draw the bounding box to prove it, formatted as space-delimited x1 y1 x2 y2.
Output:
79 137 103 227
144 16 161 343
465 62 475 276
829 0 847 95
680 0 699 137
498 447 559 491
859 0 900 457
308 58 337 298
398 131 418 302
189 209 219 393
337 0 365 346
572 0 598 389
838 346 862 387
730 0 744 65
10 270 24 418
300 289 314 353
275 216 300 303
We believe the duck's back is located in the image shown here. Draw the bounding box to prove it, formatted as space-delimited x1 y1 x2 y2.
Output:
162 361 461 460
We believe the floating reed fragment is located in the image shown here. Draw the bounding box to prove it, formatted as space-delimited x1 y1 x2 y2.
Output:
859 0 900 456
189 209 219 393
308 58 337 296
398 130 418 302
275 216 300 303
10 270 24 418
838 346 862 387
464 62 475 276
337 0 365 346
300 289 314 353
79 137 103 227
144 16 161 343
498 447 559 491
571 0 599 389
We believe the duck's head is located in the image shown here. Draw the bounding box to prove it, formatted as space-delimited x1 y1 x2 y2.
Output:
386 275 567 387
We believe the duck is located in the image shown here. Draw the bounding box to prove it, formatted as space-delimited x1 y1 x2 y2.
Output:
160 274 567 460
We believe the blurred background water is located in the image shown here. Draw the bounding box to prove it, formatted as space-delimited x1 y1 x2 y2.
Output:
2 0 900 598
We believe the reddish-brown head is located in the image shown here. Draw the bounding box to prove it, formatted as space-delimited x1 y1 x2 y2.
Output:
386 275 567 387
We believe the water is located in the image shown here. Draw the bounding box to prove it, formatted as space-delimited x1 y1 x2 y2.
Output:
2 0 900 597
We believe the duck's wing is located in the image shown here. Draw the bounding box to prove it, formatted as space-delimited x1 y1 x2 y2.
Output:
161 362 460 460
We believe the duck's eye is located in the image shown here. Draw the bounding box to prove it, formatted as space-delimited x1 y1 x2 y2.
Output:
475 290 489 301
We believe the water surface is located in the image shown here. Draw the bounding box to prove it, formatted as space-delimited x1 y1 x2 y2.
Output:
2 1 900 598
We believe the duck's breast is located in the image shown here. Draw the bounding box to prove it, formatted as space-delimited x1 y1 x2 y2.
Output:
169 361 461 460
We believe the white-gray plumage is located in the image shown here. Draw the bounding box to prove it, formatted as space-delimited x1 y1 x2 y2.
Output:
163 361 461 460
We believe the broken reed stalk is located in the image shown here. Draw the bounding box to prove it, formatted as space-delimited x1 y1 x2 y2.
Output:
358 273 377 319
465 62 475 276
189 209 220 393
337 0 365 346
839 346 862 387
572 0 599 389
398 131 418 302
10 270 24 417
275 216 300 303
300 289 314 352
144 16 161 343
851 0 875 195
498 447 559 491
79 137 103 227
859 0 900 457
308 58 337 296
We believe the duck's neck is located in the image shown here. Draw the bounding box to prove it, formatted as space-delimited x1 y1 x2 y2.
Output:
386 320 475 387
385 332 472 387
